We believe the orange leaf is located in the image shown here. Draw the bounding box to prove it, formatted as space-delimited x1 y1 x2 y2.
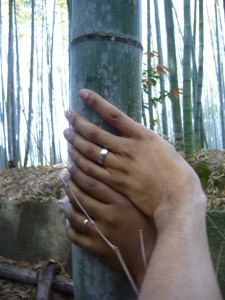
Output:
171 88 183 99
156 65 168 75
144 51 159 58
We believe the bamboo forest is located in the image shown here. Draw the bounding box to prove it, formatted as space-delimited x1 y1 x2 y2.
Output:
1 1 225 299
1 0 225 168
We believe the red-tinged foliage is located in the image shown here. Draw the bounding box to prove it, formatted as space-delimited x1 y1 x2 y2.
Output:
144 50 159 58
156 65 169 75
170 88 183 100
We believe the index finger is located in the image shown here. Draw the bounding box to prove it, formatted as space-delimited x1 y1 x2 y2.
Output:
79 89 143 138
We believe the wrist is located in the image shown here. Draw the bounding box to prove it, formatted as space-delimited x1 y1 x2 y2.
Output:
154 186 207 234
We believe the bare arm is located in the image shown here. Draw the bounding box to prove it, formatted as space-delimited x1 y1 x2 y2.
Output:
64 89 222 300
139 191 222 300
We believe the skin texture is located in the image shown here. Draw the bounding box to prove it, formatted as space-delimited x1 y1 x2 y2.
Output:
63 89 201 225
62 89 222 300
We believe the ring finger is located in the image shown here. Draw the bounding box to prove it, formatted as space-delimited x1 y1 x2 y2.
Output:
67 164 127 207
64 130 117 168
68 148 110 181
68 162 128 201
65 178 109 216
63 196 94 236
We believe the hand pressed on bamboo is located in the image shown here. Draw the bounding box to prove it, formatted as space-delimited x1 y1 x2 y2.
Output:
63 89 222 300
60 170 156 292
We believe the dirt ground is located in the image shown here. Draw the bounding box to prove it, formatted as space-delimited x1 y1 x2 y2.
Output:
0 164 70 299
0 164 66 204
0 257 73 300
190 149 225 210
0 150 224 206
0 149 224 209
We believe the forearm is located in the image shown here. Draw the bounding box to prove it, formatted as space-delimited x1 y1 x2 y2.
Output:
138 194 222 300
64 91 222 299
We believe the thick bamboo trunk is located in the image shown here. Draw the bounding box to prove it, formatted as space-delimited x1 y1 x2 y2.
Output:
70 1 142 299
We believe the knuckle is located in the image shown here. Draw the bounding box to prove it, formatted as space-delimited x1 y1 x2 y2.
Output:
86 125 100 140
111 175 125 190
106 215 116 227
105 108 123 125
83 162 95 176
84 143 95 157
83 177 97 191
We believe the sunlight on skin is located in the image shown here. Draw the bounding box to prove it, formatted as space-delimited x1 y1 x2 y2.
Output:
62 89 222 300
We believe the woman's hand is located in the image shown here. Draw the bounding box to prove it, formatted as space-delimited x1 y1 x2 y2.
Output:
62 176 156 288
64 89 205 230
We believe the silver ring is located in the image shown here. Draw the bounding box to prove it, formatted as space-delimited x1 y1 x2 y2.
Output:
81 218 89 234
97 148 109 165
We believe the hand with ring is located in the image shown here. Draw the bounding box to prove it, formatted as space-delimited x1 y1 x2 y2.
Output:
62 176 156 288
97 148 108 165
63 90 222 300
63 89 206 231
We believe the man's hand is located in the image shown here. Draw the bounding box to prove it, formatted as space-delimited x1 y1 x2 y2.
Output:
64 89 205 229
63 89 222 300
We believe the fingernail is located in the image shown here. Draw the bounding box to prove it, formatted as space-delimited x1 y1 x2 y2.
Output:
67 163 73 172
64 110 72 120
59 171 70 185
63 195 69 206
63 128 71 138
66 218 70 228
68 147 75 157
79 89 89 100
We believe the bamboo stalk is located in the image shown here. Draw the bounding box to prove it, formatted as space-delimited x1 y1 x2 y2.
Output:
36 264 57 300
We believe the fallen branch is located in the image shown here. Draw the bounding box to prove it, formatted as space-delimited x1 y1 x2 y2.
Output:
0 263 74 295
